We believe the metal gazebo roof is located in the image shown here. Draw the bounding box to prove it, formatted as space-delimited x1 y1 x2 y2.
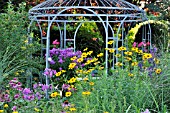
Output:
29 0 147 21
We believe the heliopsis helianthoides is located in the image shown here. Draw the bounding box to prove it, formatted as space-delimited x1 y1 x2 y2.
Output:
124 51 132 56
109 49 115 53
83 77 89 81
65 92 72 97
155 68 161 74
118 46 127 51
83 47 88 51
87 51 93 55
70 56 77 61
34 108 41 112
131 47 138 52
97 53 104 57
89 82 94 86
77 57 83 63
0 110 4 113
131 62 138 66
51 92 60 98
154 58 160 64
124 57 132 61
56 71 62 77
68 77 77 84
70 107 76 111
82 52 88 58
68 63 77 69
107 40 114 45
4 104 8 108
115 54 121 57
128 73 134 77
142 53 152 60
115 62 123 67
82 91 91 95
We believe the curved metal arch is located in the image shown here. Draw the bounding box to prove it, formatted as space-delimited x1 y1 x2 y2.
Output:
73 22 83 51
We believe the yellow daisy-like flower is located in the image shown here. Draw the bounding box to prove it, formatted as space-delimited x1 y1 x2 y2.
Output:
83 77 89 81
131 62 138 66
4 104 8 108
137 50 143 54
83 47 88 51
51 92 59 98
82 91 91 95
115 62 123 67
118 46 126 51
89 82 94 86
68 77 77 84
56 71 62 77
154 58 160 64
70 56 77 61
69 107 76 111
12 111 18 113
68 63 76 69
34 108 40 112
61 70 66 73
97 53 104 57
65 92 72 97
155 68 161 74
109 49 115 53
131 47 138 52
107 40 114 45
142 53 152 60
115 54 121 57
82 52 88 58
87 51 93 55
125 57 132 61
76 69 83 74
77 58 83 63
94 61 100 65
104 112 109 113
0 110 4 113
124 51 132 56
128 73 134 77
99 66 104 70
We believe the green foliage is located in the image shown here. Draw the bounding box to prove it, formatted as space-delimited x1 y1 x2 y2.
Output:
0 3 44 86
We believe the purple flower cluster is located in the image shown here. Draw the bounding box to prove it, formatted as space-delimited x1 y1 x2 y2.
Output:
9 78 23 91
0 94 10 102
43 68 56 77
48 48 82 65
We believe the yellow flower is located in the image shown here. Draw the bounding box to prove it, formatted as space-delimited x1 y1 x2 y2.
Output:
104 112 109 113
82 52 87 58
56 71 62 77
4 104 8 108
82 91 91 95
124 51 132 56
61 70 66 73
69 107 76 111
154 58 160 64
118 46 126 51
12 111 18 113
24 40 28 43
87 51 93 55
68 77 76 84
128 73 134 77
65 92 72 97
0 110 4 113
107 40 114 45
77 58 83 63
137 50 143 54
34 108 40 112
115 54 121 57
89 82 94 86
155 68 161 74
131 62 138 66
109 49 115 53
51 92 59 98
125 57 132 61
142 53 152 60
97 53 103 57
131 47 138 52
70 56 77 61
68 63 76 69
115 62 123 67
99 66 104 70
94 61 100 65
83 47 88 51
83 77 88 81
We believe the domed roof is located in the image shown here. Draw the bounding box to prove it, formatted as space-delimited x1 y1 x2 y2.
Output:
29 0 144 17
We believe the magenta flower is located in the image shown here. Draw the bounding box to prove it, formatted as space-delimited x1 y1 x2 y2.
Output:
52 39 60 45
12 106 17 111
133 42 137 47
141 109 150 113
22 88 32 95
